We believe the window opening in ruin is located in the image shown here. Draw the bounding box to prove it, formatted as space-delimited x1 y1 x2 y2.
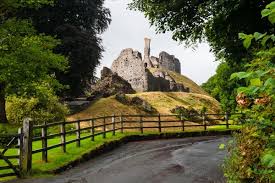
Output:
144 63 148 68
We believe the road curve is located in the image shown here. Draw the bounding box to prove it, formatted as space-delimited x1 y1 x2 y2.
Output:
8 136 229 183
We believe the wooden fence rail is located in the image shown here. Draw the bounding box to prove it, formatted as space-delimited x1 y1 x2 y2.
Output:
0 133 22 178
30 112 240 165
0 112 243 178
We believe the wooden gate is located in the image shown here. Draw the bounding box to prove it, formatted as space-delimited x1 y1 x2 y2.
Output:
0 134 22 178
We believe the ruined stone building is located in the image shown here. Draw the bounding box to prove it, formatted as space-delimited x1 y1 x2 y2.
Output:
110 38 189 92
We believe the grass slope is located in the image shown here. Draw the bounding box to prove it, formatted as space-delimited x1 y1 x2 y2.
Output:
68 92 221 121
67 96 148 121
130 92 220 114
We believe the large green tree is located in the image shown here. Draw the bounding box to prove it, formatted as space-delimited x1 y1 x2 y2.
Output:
18 0 111 97
224 3 275 181
0 1 67 123
130 0 273 111
202 62 242 111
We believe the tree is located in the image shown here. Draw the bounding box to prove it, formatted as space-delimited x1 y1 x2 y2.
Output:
202 62 243 112
0 1 67 123
224 3 275 181
18 0 111 97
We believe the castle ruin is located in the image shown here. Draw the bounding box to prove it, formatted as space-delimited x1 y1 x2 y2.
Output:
110 38 189 92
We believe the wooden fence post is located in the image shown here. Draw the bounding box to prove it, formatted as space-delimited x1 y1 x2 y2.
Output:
18 128 23 170
91 119 95 141
112 115 116 136
76 121 80 147
103 116 106 139
158 114 162 133
203 113 207 131
180 114 185 131
21 118 33 175
41 122 48 162
140 116 143 134
120 114 124 133
225 112 229 129
60 120 66 153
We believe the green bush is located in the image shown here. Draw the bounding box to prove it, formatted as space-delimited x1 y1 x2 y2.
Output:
223 126 270 182
0 123 20 135
6 95 69 125
170 106 201 121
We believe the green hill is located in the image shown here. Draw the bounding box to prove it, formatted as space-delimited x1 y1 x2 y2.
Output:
68 92 221 121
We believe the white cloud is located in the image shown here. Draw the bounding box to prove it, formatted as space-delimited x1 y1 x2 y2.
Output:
98 0 219 84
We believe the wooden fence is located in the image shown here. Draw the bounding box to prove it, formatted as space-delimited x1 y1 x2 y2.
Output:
0 112 242 178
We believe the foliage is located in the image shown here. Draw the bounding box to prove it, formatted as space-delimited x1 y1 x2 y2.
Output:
170 106 200 121
17 0 111 97
0 1 68 123
6 91 69 125
223 127 269 182
202 62 243 112
0 18 67 94
0 124 19 135
223 2 275 182
0 0 54 12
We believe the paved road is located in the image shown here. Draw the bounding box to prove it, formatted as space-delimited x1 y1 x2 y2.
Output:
9 136 229 183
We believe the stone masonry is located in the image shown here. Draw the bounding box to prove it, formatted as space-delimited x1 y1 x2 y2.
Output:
110 38 189 92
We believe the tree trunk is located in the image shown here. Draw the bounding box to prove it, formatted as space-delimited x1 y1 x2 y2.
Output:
0 84 8 123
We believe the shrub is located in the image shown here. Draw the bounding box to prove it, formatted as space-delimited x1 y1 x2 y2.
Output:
115 93 129 104
223 126 269 182
6 95 69 125
0 124 21 147
171 106 200 121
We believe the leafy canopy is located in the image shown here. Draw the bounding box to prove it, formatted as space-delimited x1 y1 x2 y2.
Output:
18 0 111 97
0 18 67 95
224 2 275 182
0 0 68 123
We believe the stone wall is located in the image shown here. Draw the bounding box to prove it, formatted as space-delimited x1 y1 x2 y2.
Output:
146 70 171 92
159 51 181 74
111 48 146 92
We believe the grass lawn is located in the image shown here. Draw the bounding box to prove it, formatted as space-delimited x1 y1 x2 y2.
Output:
0 126 241 181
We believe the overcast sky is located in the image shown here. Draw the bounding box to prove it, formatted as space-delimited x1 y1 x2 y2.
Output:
99 0 219 85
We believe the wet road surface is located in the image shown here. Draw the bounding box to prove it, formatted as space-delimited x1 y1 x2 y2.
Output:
9 136 229 183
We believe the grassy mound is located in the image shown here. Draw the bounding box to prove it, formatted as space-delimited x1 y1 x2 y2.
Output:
68 92 221 121
130 92 220 114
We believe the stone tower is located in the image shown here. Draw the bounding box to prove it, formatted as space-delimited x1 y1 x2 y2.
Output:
144 38 153 68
